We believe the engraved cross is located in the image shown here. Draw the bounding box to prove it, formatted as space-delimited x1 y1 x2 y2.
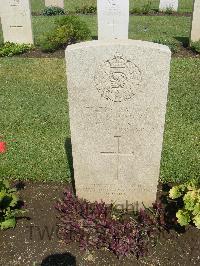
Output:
101 136 134 180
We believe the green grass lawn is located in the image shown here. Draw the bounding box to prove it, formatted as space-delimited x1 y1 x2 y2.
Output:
0 3 198 184
0 15 192 46
30 0 194 13
161 58 200 183
0 58 199 183
0 58 70 182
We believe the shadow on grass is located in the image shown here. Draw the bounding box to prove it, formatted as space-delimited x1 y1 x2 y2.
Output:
152 8 159 13
64 138 76 194
41 252 76 266
174 36 189 47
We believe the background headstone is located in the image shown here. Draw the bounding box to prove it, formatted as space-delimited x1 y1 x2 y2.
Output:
97 0 129 40
190 0 200 42
159 0 178 11
0 0 33 44
45 0 64 9
66 40 171 207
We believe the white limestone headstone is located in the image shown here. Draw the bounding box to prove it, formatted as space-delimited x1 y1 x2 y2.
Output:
159 0 178 11
45 0 64 9
190 0 200 42
97 0 129 40
66 40 171 207
0 0 33 44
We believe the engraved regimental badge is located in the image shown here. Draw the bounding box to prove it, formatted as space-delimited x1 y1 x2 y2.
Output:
95 53 142 102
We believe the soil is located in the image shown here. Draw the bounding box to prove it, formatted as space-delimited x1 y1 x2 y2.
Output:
174 47 200 58
0 181 200 266
18 49 65 59
17 46 200 60
130 12 192 17
31 12 192 17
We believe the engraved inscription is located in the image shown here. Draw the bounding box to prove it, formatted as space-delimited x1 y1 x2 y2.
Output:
107 0 120 13
78 184 154 193
94 53 142 102
11 0 20 5
103 0 122 17
108 0 118 8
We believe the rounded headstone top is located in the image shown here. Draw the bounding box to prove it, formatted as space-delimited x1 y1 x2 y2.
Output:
66 40 171 55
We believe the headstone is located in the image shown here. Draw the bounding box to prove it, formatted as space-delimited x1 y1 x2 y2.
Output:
159 0 178 11
45 0 64 9
190 0 200 42
0 0 33 44
97 0 129 40
66 40 171 207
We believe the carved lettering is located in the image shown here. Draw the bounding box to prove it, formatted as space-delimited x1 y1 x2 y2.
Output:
78 184 154 193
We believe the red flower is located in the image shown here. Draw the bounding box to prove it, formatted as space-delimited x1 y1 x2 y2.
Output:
0 142 7 153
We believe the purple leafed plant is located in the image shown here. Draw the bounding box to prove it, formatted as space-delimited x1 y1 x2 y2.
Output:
56 190 165 258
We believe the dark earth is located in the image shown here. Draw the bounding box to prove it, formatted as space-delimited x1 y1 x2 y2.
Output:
18 46 200 60
31 12 192 17
0 182 200 266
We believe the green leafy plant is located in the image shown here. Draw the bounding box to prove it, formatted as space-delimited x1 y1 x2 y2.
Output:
164 7 174 15
75 4 97 14
0 42 33 57
130 1 152 15
142 1 152 15
191 41 200 54
153 37 180 53
0 179 25 230
39 16 91 52
169 179 200 229
42 6 65 16
130 6 141 14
